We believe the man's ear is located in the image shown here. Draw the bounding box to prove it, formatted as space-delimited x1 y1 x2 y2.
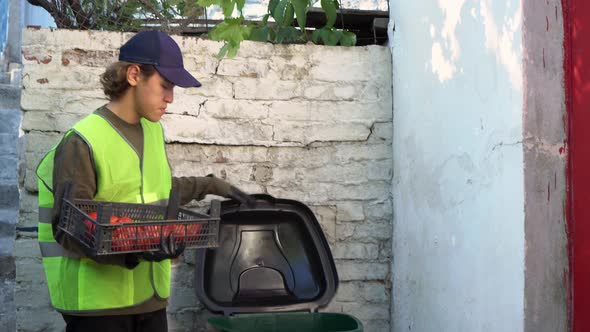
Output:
127 64 141 86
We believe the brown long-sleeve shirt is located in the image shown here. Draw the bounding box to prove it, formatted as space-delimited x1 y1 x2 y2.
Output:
51 106 231 315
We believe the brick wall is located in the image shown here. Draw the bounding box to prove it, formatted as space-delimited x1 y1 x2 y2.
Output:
17 28 393 332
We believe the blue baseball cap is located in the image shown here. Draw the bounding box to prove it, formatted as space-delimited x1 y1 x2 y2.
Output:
119 30 201 88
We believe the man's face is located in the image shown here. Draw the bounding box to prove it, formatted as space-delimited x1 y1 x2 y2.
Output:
133 70 175 122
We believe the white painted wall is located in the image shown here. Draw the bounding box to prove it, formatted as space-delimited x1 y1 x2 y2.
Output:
389 1 524 331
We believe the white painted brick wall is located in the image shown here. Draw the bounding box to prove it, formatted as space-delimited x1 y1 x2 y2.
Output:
18 28 393 332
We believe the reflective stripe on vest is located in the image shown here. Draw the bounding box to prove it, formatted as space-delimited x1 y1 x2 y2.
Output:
36 112 172 312
39 242 82 259
37 210 81 259
38 207 52 224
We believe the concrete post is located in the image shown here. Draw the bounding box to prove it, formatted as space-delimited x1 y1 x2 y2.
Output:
6 0 23 66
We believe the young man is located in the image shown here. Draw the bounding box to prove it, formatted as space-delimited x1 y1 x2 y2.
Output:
36 30 252 332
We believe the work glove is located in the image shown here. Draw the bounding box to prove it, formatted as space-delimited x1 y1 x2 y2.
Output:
203 174 255 206
124 254 141 269
227 185 256 207
141 234 186 262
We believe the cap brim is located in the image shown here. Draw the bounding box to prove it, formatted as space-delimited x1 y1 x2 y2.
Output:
155 66 201 88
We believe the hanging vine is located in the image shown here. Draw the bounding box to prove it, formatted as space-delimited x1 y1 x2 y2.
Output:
197 0 356 58
26 0 357 59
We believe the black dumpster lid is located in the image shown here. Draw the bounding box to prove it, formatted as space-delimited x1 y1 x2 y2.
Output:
194 194 339 316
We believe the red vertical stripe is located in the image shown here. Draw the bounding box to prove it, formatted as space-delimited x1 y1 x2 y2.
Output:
564 0 590 330
562 0 574 330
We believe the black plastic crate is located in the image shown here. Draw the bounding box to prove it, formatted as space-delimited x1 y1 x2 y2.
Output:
58 198 221 256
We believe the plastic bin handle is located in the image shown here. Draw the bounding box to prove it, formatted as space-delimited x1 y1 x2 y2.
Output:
250 193 277 204
166 188 180 219
210 200 221 218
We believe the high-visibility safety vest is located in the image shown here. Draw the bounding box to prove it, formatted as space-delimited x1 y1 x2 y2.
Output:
36 112 172 313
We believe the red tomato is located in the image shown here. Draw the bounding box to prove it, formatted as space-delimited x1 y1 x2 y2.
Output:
83 211 98 244
185 224 203 244
111 217 136 252
162 223 204 246
163 224 186 242
137 225 161 250
84 212 137 252
117 217 133 224
87 211 121 225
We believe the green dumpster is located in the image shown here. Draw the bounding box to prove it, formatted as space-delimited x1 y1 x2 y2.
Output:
208 312 363 332
194 195 364 332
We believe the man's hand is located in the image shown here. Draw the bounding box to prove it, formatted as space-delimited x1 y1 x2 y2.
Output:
227 186 256 207
141 234 185 262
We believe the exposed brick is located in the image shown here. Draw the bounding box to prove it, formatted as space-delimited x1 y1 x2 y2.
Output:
21 50 52 65
61 49 117 67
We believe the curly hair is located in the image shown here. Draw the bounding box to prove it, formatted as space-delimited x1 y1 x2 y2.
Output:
100 62 157 100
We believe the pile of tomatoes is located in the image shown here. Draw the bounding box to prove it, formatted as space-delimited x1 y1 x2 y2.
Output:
84 212 202 252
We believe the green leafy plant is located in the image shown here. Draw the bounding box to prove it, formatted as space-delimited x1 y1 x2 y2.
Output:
311 0 356 46
28 0 356 58
26 0 203 32
198 0 356 58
